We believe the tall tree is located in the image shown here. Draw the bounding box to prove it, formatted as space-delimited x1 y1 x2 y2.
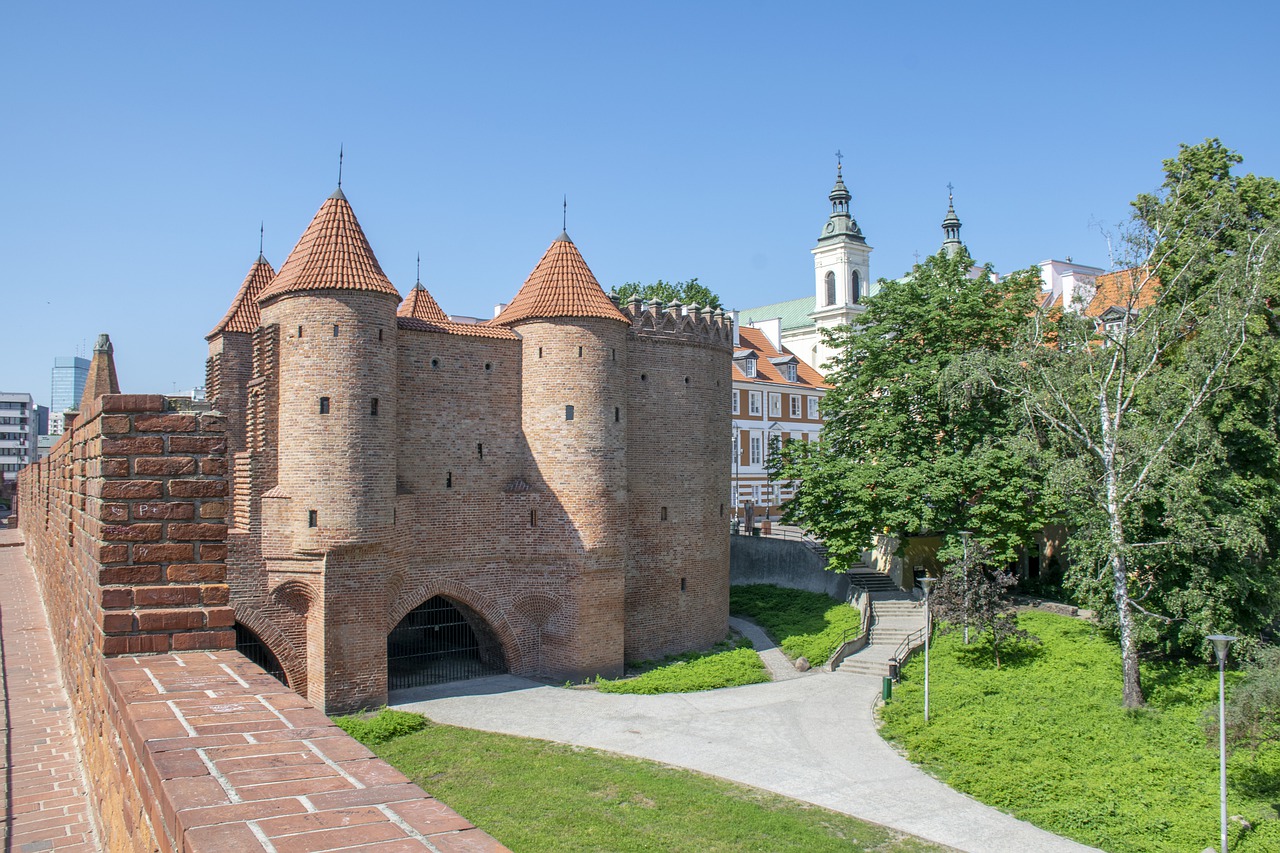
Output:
771 248 1049 570
614 278 722 310
966 140 1279 707
929 540 1035 669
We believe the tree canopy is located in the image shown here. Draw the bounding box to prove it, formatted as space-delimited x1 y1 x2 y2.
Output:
770 248 1049 570
614 278 722 310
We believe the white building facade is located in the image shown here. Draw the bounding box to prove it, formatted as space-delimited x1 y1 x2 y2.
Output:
0 392 38 490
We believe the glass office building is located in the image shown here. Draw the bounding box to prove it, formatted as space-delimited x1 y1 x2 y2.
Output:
49 356 89 435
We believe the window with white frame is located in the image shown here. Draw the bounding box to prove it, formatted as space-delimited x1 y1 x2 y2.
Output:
789 395 800 417
782 363 797 382
743 358 757 378
768 392 781 418
731 431 739 461
752 484 761 503
749 433 762 465
731 390 740 415
748 391 762 415
807 396 819 419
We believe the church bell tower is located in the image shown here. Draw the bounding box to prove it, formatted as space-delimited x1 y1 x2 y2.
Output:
809 155 873 370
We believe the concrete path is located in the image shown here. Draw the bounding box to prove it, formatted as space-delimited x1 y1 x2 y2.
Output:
392 670 1098 853
728 616 809 681
0 530 102 852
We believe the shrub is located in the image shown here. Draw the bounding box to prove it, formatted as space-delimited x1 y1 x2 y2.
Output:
729 584 860 664
333 708 429 745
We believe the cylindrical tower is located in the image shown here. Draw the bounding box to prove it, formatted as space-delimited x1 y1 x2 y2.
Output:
256 189 400 548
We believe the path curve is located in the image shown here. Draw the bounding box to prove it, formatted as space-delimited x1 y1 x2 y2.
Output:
391 671 1098 853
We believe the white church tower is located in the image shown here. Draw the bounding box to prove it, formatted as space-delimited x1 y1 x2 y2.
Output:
808 158 872 371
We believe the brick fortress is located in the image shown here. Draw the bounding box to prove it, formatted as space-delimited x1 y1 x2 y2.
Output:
207 187 733 712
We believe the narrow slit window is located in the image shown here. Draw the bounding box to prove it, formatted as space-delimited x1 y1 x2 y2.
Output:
661 506 668 521
378 328 384 341
578 346 583 357
538 347 543 358
477 442 484 459
319 397 330 414
611 348 616 361
333 324 339 337
565 405 575 421
297 325 303 338
307 510 317 528
720 503 724 517
446 472 452 488
370 398 379 416
680 577 687 592
530 508 537 527
614 407 620 422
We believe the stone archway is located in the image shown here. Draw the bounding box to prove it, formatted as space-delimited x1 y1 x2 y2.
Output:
231 606 308 693
387 595 507 690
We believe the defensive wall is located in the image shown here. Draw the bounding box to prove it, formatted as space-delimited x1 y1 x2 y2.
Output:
15 382 505 852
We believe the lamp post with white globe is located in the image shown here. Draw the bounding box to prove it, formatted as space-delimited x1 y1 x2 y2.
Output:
919 576 936 724
1208 633 1236 853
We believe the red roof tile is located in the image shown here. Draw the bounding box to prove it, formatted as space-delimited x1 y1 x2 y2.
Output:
397 283 449 323
734 327 830 388
493 233 629 326
397 316 519 340
258 189 400 303
208 256 275 339
1085 266 1160 318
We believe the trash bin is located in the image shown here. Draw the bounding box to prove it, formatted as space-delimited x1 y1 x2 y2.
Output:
888 658 899 681
882 676 892 701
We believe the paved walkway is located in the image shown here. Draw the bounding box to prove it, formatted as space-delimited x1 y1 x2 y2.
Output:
392 670 1098 853
0 530 101 852
728 616 809 680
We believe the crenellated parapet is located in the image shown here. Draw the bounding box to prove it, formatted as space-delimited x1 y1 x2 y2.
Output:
618 295 735 348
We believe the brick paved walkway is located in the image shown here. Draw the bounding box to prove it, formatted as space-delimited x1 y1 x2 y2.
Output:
1 529 102 852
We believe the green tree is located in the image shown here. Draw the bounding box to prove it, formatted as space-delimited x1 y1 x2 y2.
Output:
771 248 1049 571
929 541 1036 668
614 278 722 310
967 140 1280 707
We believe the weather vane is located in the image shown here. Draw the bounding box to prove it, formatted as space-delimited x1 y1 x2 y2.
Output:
338 144 344 188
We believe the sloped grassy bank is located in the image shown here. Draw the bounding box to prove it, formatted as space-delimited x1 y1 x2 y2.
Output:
879 611 1280 853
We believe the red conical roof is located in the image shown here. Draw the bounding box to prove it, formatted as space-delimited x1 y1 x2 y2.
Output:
493 233 628 326
258 189 400 303
397 282 448 323
208 255 275 339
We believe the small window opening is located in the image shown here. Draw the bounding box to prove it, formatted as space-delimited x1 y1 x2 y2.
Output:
661 506 668 521
530 508 537 527
370 398 379 416
720 503 724 517
319 397 330 414
680 577 687 592
333 324 339 337
685 376 690 384
538 347 543 359
297 325 303 338
614 407 620 422
307 510 317 528
578 346 583 357
431 358 440 369
477 442 484 460
565 405 575 421
611 348 616 361
446 472 452 488
485 362 493 372
378 328 383 341
640 373 647 382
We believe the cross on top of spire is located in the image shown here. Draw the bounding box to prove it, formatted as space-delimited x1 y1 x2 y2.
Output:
947 181 954 202
835 149 843 173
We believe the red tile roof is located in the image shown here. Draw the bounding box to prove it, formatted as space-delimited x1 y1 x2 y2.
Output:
258 189 400 303
493 233 629 326
397 316 519 340
1085 267 1160 318
397 283 449 323
207 255 275 339
734 327 830 388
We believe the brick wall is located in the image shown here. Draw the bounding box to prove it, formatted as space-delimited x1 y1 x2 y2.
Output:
17 392 504 851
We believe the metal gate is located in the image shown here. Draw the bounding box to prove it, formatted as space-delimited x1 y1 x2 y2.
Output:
234 622 288 686
387 596 505 690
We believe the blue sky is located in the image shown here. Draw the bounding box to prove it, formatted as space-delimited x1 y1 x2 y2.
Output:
4 1 1278 407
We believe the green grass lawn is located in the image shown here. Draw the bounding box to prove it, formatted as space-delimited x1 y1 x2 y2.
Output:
595 642 769 694
879 611 1280 853
357 710 947 852
730 584 861 664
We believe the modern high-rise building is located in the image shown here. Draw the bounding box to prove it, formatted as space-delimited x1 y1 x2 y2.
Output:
0 392 38 491
49 355 90 435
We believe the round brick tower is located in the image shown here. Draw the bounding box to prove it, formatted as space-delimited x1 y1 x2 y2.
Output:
493 231 631 679
257 188 400 548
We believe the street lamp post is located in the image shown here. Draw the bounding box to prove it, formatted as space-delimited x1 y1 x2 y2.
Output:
959 530 972 645
1208 634 1236 853
919 576 936 724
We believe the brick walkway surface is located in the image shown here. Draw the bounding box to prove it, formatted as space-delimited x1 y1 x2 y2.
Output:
1 529 102 852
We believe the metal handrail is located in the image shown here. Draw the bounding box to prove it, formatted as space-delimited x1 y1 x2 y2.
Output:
890 625 927 678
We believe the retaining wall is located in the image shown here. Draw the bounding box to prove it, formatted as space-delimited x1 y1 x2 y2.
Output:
728 533 849 600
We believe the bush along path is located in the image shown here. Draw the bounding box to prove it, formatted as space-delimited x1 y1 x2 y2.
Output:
879 611 1280 853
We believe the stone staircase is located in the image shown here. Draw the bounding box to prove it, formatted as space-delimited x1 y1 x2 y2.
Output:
838 597 927 678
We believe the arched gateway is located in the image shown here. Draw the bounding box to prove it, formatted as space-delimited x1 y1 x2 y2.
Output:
387 596 507 689
234 622 288 686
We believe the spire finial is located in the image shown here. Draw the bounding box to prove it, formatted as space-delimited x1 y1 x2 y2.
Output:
563 194 567 231
835 149 843 174
416 252 421 286
259 222 265 257
947 181 954 204
338 144 344 189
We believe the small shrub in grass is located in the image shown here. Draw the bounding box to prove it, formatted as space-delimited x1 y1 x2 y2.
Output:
730 584 860 664
597 647 768 694
333 708 428 745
